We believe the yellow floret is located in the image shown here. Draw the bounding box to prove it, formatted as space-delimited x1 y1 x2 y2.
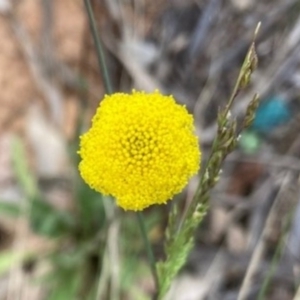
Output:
78 90 201 211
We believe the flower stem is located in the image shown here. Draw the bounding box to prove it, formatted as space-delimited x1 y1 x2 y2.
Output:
137 212 159 297
83 0 113 94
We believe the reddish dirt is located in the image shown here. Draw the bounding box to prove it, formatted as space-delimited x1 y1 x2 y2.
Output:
0 0 85 136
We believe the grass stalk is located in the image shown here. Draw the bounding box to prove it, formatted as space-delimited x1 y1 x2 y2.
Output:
137 212 159 298
84 0 113 94
258 209 294 300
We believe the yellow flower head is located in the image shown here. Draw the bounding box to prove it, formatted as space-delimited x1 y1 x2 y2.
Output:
78 90 201 211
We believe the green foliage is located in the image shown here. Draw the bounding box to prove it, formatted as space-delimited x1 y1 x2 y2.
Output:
0 202 21 217
74 179 106 239
29 196 75 237
45 247 98 300
7 136 108 300
11 137 75 238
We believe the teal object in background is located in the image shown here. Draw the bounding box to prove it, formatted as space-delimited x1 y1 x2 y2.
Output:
251 96 291 134
239 96 292 153
239 130 262 154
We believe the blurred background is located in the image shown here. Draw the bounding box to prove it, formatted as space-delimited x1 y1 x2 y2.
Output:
0 0 300 299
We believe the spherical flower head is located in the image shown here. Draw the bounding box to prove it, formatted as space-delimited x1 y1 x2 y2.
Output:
78 90 201 211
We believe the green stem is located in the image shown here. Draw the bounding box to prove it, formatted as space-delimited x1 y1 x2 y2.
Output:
257 237 283 300
83 0 113 94
257 210 293 300
137 212 159 297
